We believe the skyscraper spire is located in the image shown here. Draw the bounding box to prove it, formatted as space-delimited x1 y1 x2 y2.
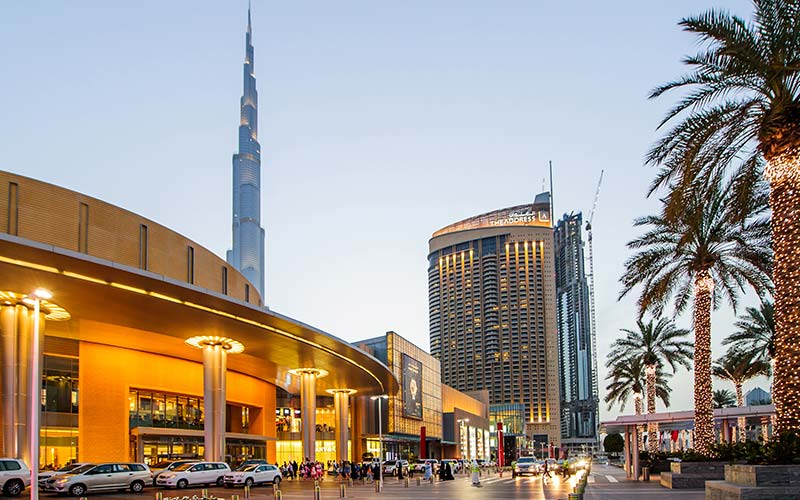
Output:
227 5 266 301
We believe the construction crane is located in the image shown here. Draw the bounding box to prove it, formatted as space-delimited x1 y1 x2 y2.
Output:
586 169 603 449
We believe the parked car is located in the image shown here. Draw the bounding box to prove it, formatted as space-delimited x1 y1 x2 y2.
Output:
512 457 539 478
223 464 281 487
42 463 151 496
0 458 30 497
412 459 438 474
233 459 268 471
150 460 200 486
381 460 408 476
38 463 91 488
156 462 230 489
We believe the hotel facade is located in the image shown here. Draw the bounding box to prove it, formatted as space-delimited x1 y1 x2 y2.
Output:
427 193 561 447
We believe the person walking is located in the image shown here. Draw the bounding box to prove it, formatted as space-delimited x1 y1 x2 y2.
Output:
470 459 481 487
423 462 432 481
542 459 551 479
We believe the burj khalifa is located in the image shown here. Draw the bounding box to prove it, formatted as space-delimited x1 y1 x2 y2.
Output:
227 6 265 299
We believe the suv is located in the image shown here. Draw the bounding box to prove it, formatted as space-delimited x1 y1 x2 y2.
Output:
381 460 408 477
512 457 539 478
223 464 281 487
156 462 230 489
150 460 200 486
43 463 151 496
0 459 30 497
38 463 91 488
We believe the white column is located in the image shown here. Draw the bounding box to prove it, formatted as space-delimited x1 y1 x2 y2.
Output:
623 427 631 479
202 344 227 462
329 389 355 463
300 371 318 461
632 425 640 481
29 299 42 500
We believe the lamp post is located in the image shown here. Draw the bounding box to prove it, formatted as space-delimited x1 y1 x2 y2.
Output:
23 288 51 500
371 395 388 492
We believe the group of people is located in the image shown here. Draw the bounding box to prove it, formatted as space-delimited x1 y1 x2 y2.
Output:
279 459 324 480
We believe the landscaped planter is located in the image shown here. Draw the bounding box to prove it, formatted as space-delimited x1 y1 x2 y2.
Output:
659 461 727 489
706 464 800 499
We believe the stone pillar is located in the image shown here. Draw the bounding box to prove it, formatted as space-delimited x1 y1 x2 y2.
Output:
623 427 631 479
185 336 244 463
202 344 227 462
329 389 356 463
632 425 640 481
0 304 39 464
291 368 327 462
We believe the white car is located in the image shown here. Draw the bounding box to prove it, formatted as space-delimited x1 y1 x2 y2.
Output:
0 458 31 497
223 464 281 487
42 463 151 496
38 463 91 488
156 462 230 489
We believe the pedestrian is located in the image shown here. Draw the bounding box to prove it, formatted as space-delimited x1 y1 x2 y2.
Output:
423 462 432 481
470 459 481 487
562 459 569 478
542 460 551 478
445 461 455 481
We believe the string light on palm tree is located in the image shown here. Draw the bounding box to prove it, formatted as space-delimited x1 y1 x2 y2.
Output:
713 349 771 442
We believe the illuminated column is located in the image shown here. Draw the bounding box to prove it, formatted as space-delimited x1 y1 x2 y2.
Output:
623 427 631 478
328 389 356 463
632 424 640 481
185 336 244 462
290 368 328 461
0 304 32 459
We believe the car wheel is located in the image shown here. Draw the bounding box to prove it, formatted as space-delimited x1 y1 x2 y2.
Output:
3 479 24 497
216 477 224 487
177 479 188 489
244 478 253 488
273 476 281 486
69 484 86 497
131 480 145 493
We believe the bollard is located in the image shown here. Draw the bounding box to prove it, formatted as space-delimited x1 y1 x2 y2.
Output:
202 489 208 498
314 480 319 489
339 483 346 498
244 486 250 499
273 490 282 500
374 479 381 493
348 477 353 488
568 494 582 500
416 477 420 486
404 477 409 488
156 493 164 500
314 485 321 500
232 495 239 500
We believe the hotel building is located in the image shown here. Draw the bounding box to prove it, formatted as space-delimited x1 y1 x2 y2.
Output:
428 193 561 446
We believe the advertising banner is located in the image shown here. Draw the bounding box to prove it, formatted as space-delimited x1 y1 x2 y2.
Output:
402 354 423 419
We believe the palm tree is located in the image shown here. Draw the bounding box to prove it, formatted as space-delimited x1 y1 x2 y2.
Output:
722 300 775 365
605 356 673 413
607 318 692 452
713 349 772 441
713 389 737 409
646 0 800 435
620 178 772 454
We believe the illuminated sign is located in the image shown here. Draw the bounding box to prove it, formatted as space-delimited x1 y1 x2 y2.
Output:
489 208 550 226
402 354 423 419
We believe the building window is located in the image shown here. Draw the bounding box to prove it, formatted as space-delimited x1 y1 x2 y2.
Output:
138 224 148 270
78 202 89 253
245 284 250 302
222 266 228 295
7 182 18 235
187 246 195 284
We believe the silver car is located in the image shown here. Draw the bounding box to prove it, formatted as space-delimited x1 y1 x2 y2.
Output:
43 463 152 496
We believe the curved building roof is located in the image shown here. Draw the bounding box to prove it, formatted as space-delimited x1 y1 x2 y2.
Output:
0 171 398 396
430 193 552 241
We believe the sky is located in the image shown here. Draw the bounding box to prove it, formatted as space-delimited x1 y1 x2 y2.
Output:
1 0 768 422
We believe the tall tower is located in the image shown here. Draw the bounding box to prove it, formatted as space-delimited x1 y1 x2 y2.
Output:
227 5 266 299
554 213 599 450
428 193 561 445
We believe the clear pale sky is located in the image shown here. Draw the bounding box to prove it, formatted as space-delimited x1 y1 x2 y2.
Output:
1 0 767 422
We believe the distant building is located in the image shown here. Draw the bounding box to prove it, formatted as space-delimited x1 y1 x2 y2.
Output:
746 387 771 406
554 213 599 449
427 193 561 445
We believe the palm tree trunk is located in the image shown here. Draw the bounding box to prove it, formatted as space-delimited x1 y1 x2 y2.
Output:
765 152 800 435
634 393 644 450
736 382 745 443
646 364 658 453
693 271 715 455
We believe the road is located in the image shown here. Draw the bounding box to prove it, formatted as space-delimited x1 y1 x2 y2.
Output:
34 464 705 499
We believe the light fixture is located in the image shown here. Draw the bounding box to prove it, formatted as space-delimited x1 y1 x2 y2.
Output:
184 335 245 354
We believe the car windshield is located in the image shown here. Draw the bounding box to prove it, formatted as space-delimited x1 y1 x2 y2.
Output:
384 461 396 466
70 465 95 474
173 464 194 471
241 465 259 472
57 464 82 472
152 461 172 469
518 458 536 463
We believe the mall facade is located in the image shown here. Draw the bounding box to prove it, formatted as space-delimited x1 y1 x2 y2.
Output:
0 171 489 469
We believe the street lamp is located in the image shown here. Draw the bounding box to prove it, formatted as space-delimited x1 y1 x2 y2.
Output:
370 395 388 492
22 288 51 500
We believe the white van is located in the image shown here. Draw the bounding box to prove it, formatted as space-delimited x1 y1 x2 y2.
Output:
156 462 230 489
0 459 31 497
